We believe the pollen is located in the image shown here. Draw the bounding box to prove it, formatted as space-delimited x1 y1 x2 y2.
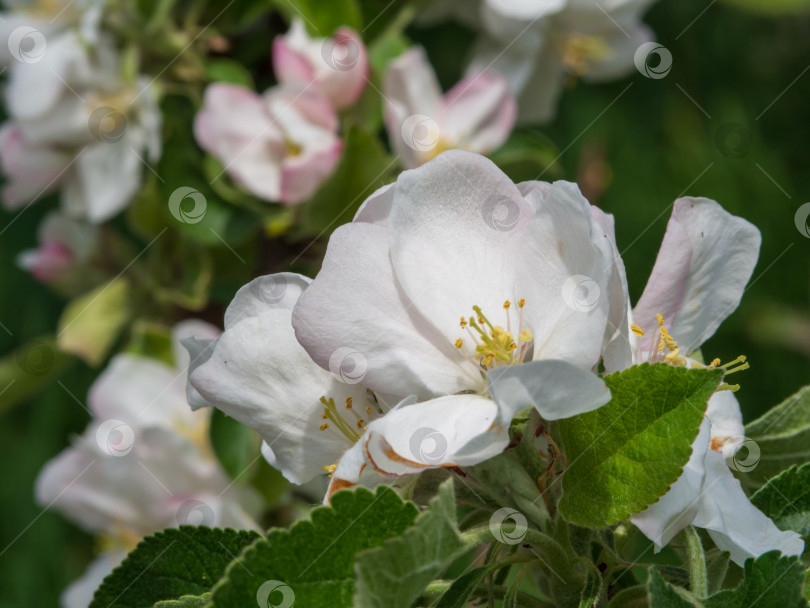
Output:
503 300 511 310
345 397 353 409
518 298 525 308
630 324 644 337
319 423 329 431
460 317 468 329
455 338 463 349
458 300 533 370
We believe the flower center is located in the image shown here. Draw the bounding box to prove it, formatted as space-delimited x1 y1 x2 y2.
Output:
560 35 612 77
634 314 749 391
456 299 533 370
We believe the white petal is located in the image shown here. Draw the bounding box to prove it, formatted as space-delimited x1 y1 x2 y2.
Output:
631 419 711 550
61 551 126 608
325 439 390 503
224 273 311 329
693 450 804 566
363 394 507 476
706 391 744 459
292 221 481 399
487 358 611 421
189 308 363 484
633 198 762 355
353 183 394 225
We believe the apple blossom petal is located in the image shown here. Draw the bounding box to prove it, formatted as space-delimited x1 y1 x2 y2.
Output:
353 183 394 225
188 308 363 485
292 221 481 399
224 273 312 329
0 123 71 208
583 23 653 82
484 0 567 21
467 30 543 97
515 180 614 369
325 438 392 503
693 450 804 566
630 419 711 550
61 551 126 608
634 198 762 355
388 150 533 352
487 358 611 421
315 27 370 109
181 336 217 411
706 391 745 459
279 138 342 204
441 71 516 154
88 354 193 431
272 35 316 86
171 319 221 373
363 394 507 477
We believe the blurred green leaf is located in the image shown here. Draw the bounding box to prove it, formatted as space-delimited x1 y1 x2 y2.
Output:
154 594 210 608
355 479 465 608
211 486 418 607
296 125 395 237
210 409 261 482
489 130 561 183
720 0 810 15
557 364 723 528
89 527 260 608
0 337 74 415
751 463 810 537
746 384 810 483
274 0 362 34
205 59 254 88
57 279 132 366
125 321 175 366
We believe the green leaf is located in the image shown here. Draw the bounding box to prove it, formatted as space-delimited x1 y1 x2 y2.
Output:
719 0 810 15
154 593 211 608
751 463 810 537
57 278 132 366
354 479 466 608
434 565 500 608
0 336 74 415
209 409 261 482
648 552 809 608
211 486 419 607
746 385 810 483
125 321 175 367
295 125 395 237
205 59 254 88
89 527 260 608
558 364 724 527
273 0 362 33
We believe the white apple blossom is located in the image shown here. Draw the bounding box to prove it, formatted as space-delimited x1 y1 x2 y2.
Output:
594 196 804 565
194 82 342 204
273 19 369 109
385 46 516 168
465 0 656 123
36 321 260 608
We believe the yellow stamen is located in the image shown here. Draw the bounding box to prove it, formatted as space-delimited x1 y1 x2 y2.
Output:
503 300 511 310
345 397 353 409
657 313 665 326
518 328 533 343
518 298 525 308
455 338 463 349
460 317 467 329
319 423 329 431
630 324 644 337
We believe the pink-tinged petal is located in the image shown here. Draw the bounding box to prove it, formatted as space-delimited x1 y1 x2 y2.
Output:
387 150 534 353
487 359 611 421
353 183 394 225
384 47 444 168
268 85 339 134
633 198 762 355
272 36 316 86
292 221 480 399
279 137 342 204
363 394 507 477
693 450 804 566
441 71 516 154
17 240 74 282
315 27 370 109
631 419 711 550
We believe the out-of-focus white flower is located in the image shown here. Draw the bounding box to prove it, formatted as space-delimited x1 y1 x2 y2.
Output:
593 196 804 565
467 0 656 123
16 212 98 285
273 19 369 109
194 82 342 205
384 47 516 168
36 321 260 608
0 30 162 222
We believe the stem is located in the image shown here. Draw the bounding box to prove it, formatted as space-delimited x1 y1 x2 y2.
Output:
683 526 708 598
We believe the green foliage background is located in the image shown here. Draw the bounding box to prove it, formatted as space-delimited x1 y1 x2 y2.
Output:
1 0 809 604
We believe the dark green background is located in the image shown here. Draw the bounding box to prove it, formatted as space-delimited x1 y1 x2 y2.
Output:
2 0 809 605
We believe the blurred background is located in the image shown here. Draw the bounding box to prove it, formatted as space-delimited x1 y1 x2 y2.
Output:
2 0 809 604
